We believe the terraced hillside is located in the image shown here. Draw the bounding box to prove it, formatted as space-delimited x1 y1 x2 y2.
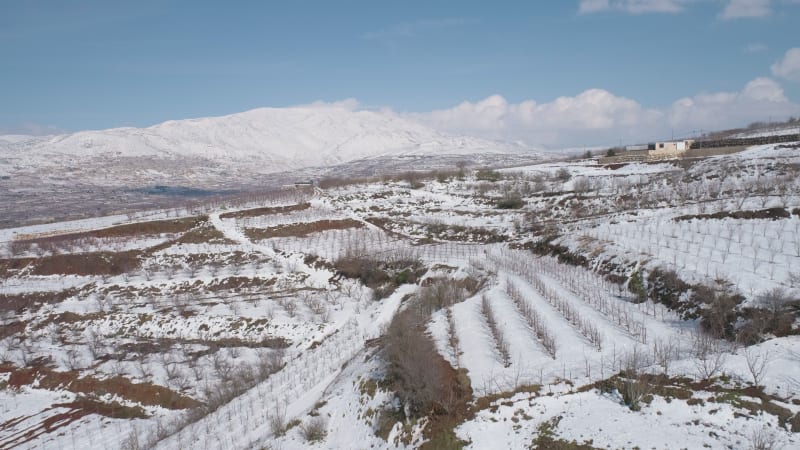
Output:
1 143 799 449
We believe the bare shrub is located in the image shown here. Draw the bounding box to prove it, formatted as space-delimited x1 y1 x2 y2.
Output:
620 376 649 412
120 427 141 450
748 425 780 450
614 347 652 411
694 284 744 341
257 350 284 379
300 417 327 443
572 177 594 197
756 288 796 336
554 167 571 182
418 278 465 315
269 405 287 436
279 299 297 318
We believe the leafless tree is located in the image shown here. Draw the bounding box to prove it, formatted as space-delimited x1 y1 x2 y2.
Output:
481 295 511 367
743 347 770 387
159 353 180 380
63 347 83 371
211 350 233 381
693 332 728 380
652 338 678 375
86 329 105 359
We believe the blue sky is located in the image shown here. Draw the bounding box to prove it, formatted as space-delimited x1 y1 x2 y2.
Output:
2 0 799 146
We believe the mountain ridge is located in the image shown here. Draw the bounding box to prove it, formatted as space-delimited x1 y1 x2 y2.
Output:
1 106 536 173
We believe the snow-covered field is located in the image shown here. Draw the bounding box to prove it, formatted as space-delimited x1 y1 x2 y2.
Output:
1 141 799 449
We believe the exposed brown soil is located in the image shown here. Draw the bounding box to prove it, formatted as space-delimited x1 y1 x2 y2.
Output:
2 363 199 410
244 219 364 240
219 202 311 219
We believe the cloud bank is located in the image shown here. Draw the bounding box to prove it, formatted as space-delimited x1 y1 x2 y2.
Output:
400 77 800 148
771 48 800 81
579 0 779 18
578 0 687 14
720 0 772 19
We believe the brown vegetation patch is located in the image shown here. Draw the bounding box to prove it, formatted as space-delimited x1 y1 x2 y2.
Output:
57 396 148 419
381 302 473 449
219 202 311 219
0 396 147 448
244 219 364 240
0 251 142 277
174 221 236 245
364 217 412 240
13 216 204 245
472 384 541 413
420 222 507 244
0 288 81 313
0 320 25 339
182 251 261 266
522 238 588 267
674 207 790 222
205 276 277 293
304 254 335 271
33 311 107 331
3 364 198 409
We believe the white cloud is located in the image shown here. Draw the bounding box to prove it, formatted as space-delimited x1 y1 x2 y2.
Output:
578 0 611 13
578 0 787 17
720 0 772 19
399 78 799 148
298 98 361 111
408 91 664 147
771 48 800 81
578 0 688 14
669 78 799 130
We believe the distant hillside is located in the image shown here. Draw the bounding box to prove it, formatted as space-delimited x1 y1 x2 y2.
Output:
0 106 534 175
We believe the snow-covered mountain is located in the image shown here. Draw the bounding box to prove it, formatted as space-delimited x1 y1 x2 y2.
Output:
0 106 532 174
